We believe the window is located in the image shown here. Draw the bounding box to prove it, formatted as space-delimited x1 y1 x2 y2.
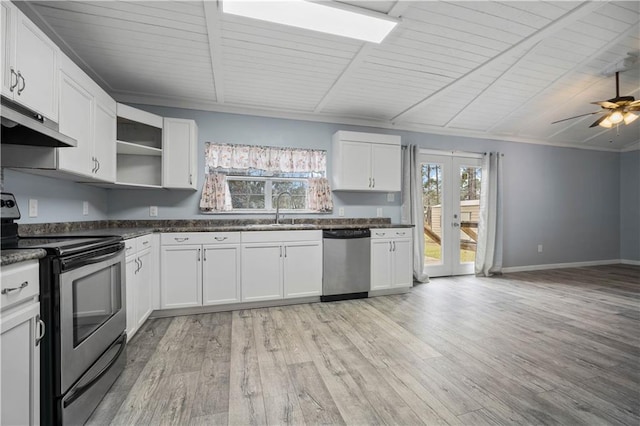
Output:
200 143 333 213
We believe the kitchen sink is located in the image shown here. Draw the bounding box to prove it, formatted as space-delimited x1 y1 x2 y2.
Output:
243 223 315 229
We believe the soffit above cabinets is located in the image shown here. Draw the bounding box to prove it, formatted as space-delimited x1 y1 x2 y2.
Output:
21 1 640 151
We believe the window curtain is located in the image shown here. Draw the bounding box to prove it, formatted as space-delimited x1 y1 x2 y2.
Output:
204 143 326 173
475 152 504 276
307 178 333 212
401 145 429 283
200 143 330 212
199 173 232 212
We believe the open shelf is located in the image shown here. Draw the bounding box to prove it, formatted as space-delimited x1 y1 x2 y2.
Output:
117 140 162 156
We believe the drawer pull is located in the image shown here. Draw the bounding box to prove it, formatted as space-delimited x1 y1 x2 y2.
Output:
174 237 189 242
2 281 29 295
142 241 149 245
214 236 227 241
36 316 46 346
396 232 406 236
125 247 132 252
375 232 385 236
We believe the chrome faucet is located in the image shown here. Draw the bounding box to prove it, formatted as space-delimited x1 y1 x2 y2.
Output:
275 191 291 224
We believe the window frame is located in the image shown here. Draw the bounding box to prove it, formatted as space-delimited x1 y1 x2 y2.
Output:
225 175 312 213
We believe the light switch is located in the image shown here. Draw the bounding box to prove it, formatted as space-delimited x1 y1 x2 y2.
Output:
149 206 158 217
83 201 89 216
338 207 345 217
387 193 395 202
377 208 383 217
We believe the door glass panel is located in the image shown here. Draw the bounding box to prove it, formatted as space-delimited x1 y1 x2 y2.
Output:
459 166 481 264
422 163 443 266
72 264 122 347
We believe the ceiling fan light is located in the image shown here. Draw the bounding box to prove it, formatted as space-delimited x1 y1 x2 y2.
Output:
609 110 624 124
623 112 638 125
598 117 613 128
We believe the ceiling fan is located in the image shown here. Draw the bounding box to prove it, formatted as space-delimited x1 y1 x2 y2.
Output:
551 71 640 128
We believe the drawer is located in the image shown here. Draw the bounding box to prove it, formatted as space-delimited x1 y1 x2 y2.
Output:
124 239 136 257
161 232 240 246
241 230 321 244
1 260 39 310
370 228 411 239
137 234 154 251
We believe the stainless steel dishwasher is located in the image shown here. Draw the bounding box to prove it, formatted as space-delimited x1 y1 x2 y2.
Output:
321 228 371 302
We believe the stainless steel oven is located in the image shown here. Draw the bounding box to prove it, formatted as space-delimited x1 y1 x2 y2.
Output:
37 238 127 425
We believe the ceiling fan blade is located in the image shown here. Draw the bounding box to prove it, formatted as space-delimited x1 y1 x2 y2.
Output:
551 111 602 124
626 105 640 111
590 101 619 109
589 115 610 128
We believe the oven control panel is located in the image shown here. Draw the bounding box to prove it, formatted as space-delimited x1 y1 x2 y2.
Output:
0 193 21 220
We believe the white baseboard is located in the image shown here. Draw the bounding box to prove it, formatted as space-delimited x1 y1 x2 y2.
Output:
621 259 640 266
502 259 622 273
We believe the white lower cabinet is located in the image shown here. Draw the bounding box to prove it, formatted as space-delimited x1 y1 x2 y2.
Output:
125 235 155 339
1 260 42 426
241 231 322 302
160 232 240 309
370 228 413 290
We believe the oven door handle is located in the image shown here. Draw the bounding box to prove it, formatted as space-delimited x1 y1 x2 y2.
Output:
60 246 123 272
63 334 127 408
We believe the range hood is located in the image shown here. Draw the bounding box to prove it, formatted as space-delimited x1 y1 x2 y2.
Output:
1 98 76 147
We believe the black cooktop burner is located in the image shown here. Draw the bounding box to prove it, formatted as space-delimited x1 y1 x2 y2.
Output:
4 235 123 256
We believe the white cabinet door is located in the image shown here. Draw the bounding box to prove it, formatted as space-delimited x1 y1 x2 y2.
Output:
135 249 152 328
1 302 40 426
283 241 322 298
125 256 137 337
392 238 413 288
58 71 92 176
338 141 371 190
371 239 392 290
14 8 58 121
163 117 197 189
241 244 282 302
371 143 401 191
1 1 16 98
93 98 117 183
160 245 202 309
202 244 241 305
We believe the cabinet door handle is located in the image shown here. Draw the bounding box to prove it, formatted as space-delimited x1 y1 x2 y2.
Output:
393 241 396 251
389 242 392 252
174 237 189 242
91 157 96 173
35 316 45 346
9 68 18 92
372 178 375 187
142 241 149 246
368 177 372 188
17 71 25 95
95 158 100 173
197 248 201 261
284 246 287 258
203 249 207 262
139 257 143 271
1 281 29 294
214 236 227 241
396 232 406 236
125 246 132 253
279 246 283 257
189 174 192 185
375 232 385 237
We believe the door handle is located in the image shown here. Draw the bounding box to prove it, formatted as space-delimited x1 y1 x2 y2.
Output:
17 71 25 95
203 249 207 262
95 158 100 173
393 241 396 251
372 178 375 188
174 237 189 242
279 246 283 257
197 248 201 262
189 174 192 185
214 236 227 241
389 242 392 252
368 177 372 188
284 246 287 258
9 68 18 92
91 157 96 173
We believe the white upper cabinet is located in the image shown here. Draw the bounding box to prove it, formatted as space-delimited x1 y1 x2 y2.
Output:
57 55 116 182
163 117 198 190
1 2 58 121
331 131 401 192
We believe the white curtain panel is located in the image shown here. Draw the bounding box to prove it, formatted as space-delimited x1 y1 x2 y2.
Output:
401 145 429 283
475 152 504 276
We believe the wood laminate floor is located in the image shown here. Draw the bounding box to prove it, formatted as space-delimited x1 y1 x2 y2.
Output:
88 264 640 425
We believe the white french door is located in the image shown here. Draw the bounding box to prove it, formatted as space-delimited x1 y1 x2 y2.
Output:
420 152 482 277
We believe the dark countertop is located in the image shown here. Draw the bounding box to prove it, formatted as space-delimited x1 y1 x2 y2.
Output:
2 219 413 265
1 249 47 266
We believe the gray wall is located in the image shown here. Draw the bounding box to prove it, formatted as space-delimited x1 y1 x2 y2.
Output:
2 105 631 268
2 169 109 223
620 150 640 261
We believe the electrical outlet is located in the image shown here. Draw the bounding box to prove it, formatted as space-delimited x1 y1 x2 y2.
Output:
538 244 543 253
83 201 89 216
338 207 345 217
387 193 395 202
377 208 383 217
149 206 158 217
28 199 38 217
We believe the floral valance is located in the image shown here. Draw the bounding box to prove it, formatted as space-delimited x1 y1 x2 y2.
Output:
204 143 326 174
